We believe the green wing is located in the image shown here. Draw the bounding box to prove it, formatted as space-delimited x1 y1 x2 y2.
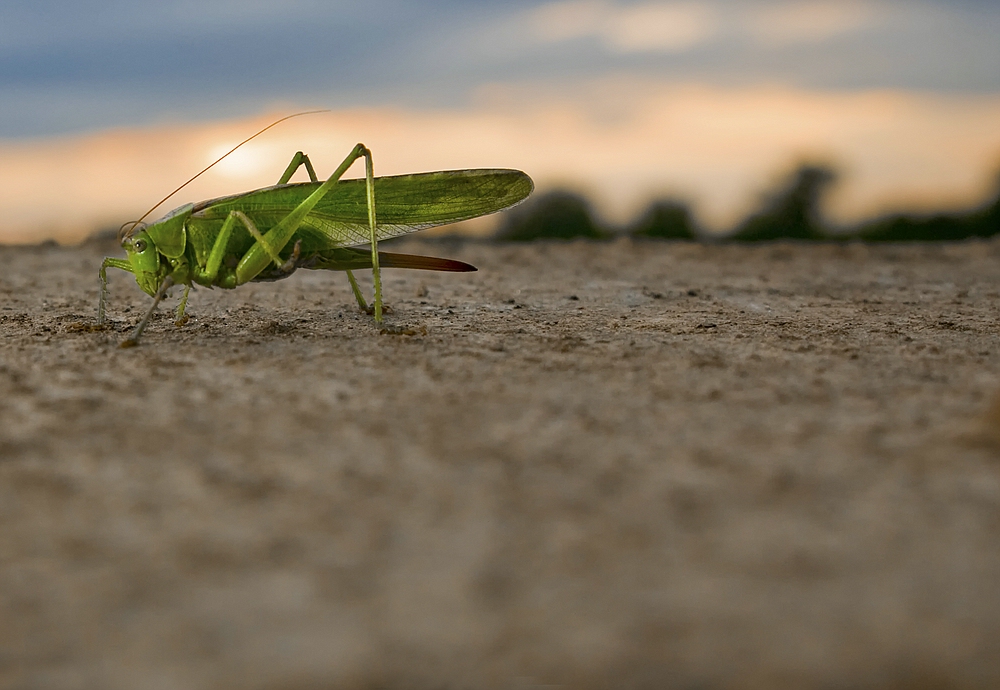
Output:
192 169 533 248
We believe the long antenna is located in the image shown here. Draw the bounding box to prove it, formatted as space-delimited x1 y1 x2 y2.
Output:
120 109 329 241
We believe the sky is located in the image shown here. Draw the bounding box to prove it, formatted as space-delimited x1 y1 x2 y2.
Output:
1 0 999 242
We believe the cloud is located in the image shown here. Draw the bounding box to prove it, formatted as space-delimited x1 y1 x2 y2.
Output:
530 1 720 53
527 0 883 54
744 0 880 47
1 1 998 138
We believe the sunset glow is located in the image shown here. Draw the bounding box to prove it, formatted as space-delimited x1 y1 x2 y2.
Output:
1 83 998 244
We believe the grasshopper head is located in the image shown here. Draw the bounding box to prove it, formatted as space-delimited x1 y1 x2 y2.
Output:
122 230 163 296
119 203 190 297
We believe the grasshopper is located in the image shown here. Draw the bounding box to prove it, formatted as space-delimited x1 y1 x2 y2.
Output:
99 116 533 346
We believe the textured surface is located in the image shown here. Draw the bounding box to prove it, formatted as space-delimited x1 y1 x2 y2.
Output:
1 237 1000 689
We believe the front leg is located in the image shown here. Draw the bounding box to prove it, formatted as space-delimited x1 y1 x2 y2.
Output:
98 257 133 325
120 275 174 348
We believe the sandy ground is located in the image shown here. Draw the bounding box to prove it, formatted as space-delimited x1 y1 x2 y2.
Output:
1 236 1000 690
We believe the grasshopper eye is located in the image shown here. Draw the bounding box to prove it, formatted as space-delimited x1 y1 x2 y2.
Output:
133 239 147 252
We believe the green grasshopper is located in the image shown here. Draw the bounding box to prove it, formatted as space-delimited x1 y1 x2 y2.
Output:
99 117 533 346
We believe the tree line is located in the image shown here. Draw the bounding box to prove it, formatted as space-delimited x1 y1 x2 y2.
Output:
495 165 1000 242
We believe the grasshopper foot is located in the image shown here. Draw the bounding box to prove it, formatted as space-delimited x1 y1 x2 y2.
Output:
363 303 392 316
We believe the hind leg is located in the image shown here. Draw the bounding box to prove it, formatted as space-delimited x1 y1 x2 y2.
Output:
276 151 370 313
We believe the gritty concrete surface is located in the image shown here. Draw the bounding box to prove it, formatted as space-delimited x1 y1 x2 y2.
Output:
1 236 1000 690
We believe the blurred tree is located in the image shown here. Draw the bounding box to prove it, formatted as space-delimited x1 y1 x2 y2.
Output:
855 170 1000 241
980 175 1000 234
729 165 836 242
856 213 972 242
627 200 697 240
491 166 1000 245
495 191 607 241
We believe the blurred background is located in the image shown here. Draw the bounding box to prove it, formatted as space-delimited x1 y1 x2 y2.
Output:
0 0 998 244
